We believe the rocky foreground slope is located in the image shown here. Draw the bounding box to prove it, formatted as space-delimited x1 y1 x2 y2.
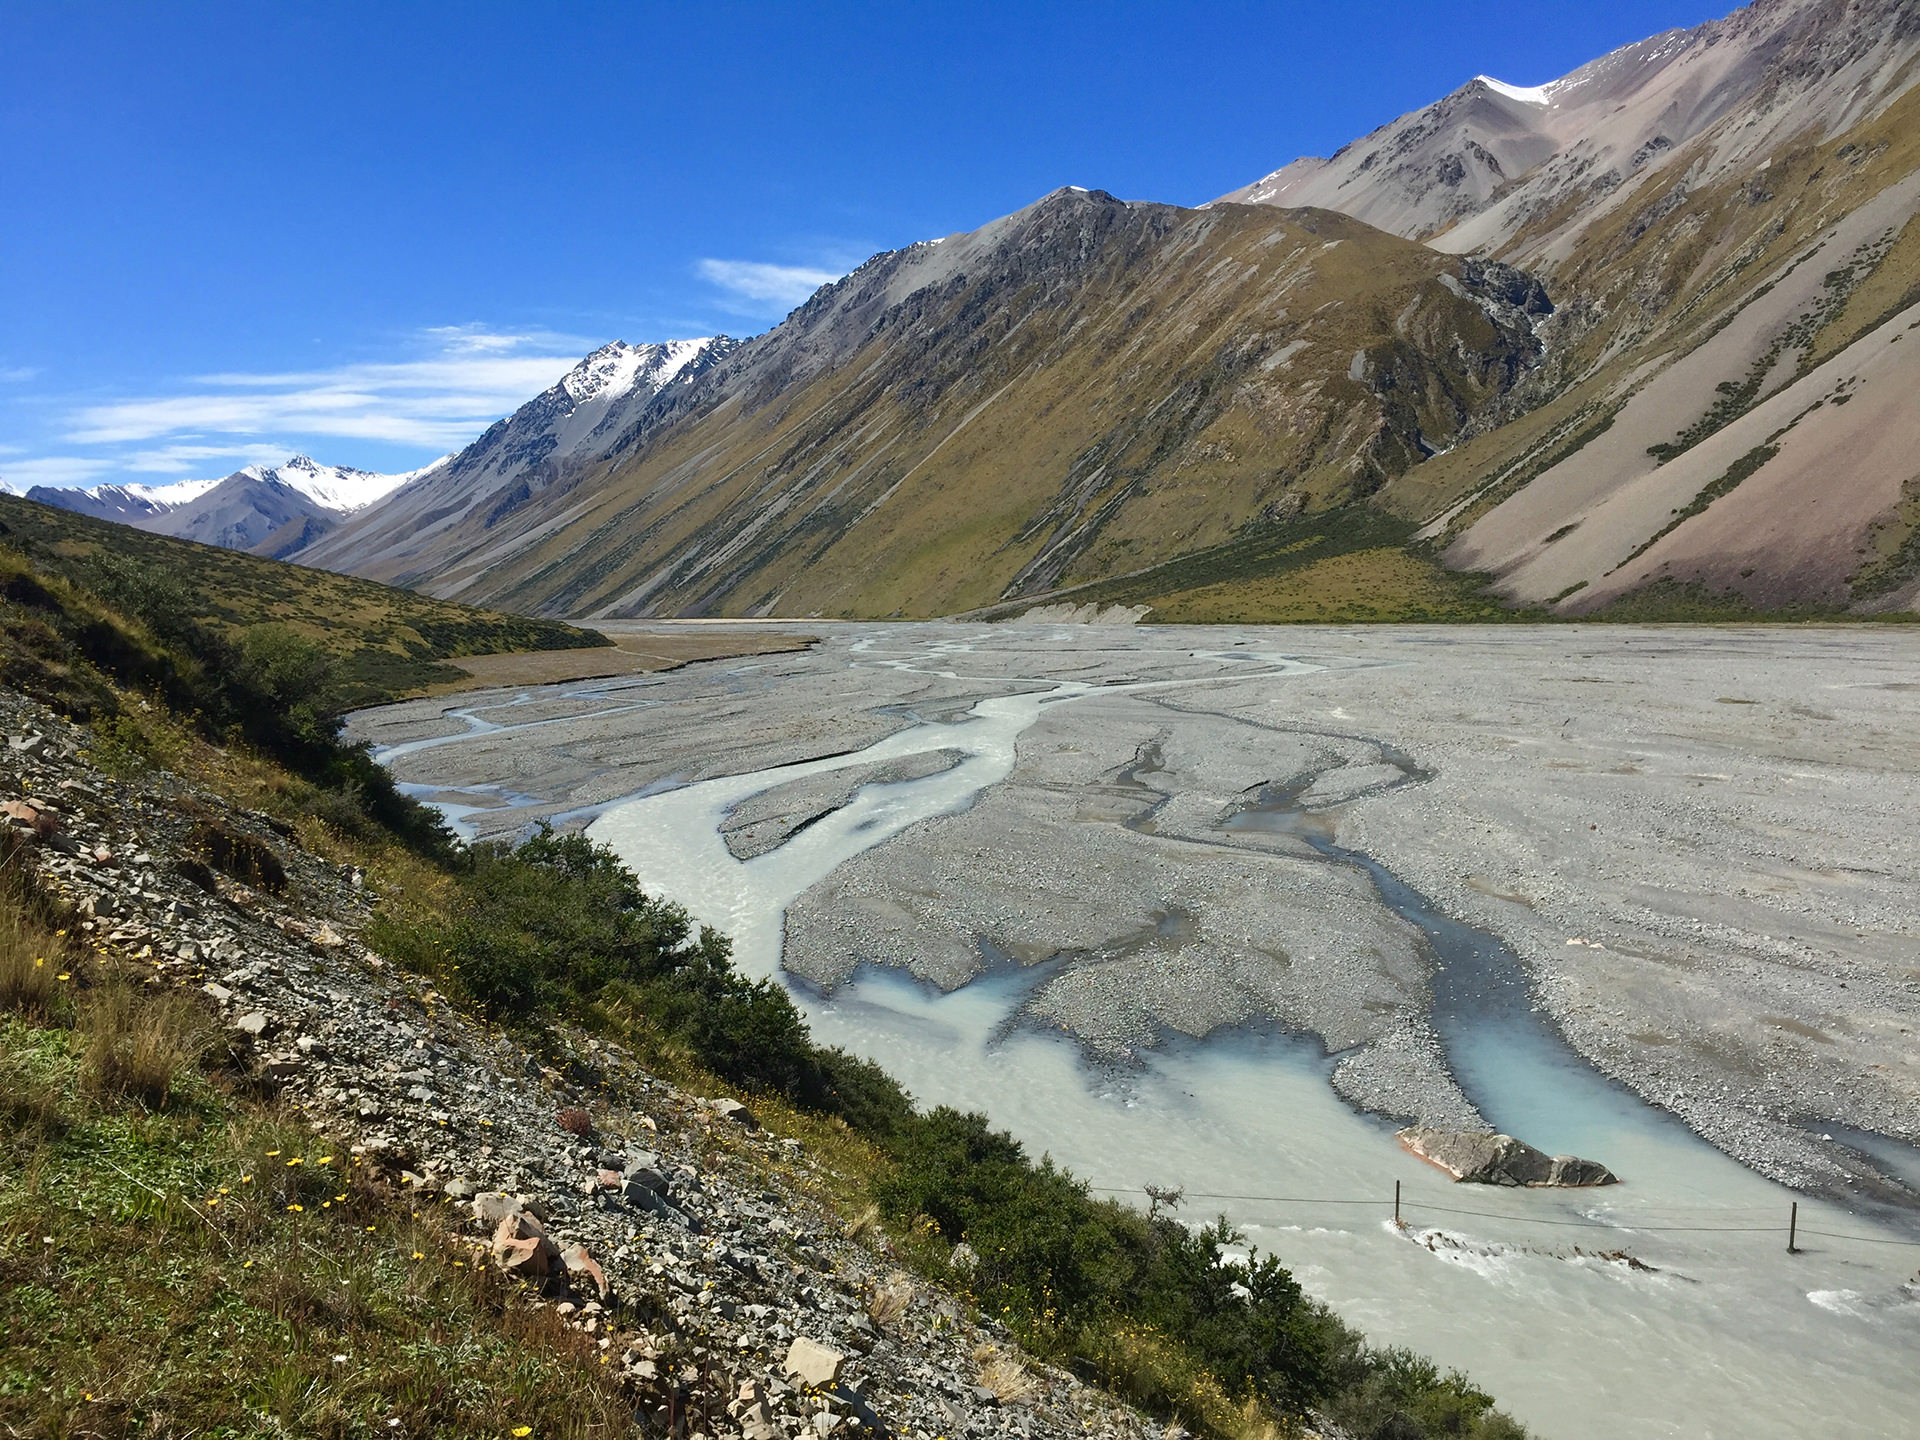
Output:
0 690 1167 1440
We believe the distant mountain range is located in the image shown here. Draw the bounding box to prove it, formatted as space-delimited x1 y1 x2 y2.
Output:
27 455 434 560
29 0 1920 621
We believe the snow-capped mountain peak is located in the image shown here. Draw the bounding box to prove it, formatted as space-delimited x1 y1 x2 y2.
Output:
560 339 716 407
244 454 429 512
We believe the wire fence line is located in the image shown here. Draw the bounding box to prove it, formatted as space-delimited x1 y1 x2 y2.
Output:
1084 1185 1920 1252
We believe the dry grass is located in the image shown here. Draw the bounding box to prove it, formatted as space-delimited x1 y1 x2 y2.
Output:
0 834 79 1020
81 984 208 1109
976 1348 1041 1406
866 1270 914 1330
0 914 62 1018
842 1201 882 1242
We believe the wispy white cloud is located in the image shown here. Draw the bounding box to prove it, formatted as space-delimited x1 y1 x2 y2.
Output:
121 442 296 475
697 259 842 312
0 367 37 384
66 329 594 449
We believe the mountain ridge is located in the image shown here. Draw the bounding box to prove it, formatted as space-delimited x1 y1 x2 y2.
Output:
298 189 1559 618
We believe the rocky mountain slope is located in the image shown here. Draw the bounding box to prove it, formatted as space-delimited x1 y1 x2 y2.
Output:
293 338 734 591
1221 0 1919 259
1222 0 1920 616
297 191 1554 618
31 454 433 559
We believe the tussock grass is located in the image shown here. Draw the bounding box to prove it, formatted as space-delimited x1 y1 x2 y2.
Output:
977 1348 1040 1405
866 1271 914 1330
81 984 208 1109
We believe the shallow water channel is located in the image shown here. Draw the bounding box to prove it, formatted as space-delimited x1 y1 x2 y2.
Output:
387 632 1920 1437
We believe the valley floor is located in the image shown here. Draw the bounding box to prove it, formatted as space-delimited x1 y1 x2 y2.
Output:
352 622 1920 1205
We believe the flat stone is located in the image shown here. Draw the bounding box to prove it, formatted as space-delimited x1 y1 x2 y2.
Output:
472 1192 523 1228
202 982 233 1005
784 1336 845 1389
560 1242 610 1300
710 1098 757 1128
233 1011 271 1037
1398 1127 1617 1187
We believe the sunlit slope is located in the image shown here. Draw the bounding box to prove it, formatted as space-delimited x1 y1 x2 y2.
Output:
0 494 604 702
366 191 1550 619
1388 82 1920 616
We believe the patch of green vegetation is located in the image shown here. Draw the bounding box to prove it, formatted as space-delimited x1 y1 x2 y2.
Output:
0 494 605 705
369 831 1529 1440
1849 475 1920 600
986 505 1522 624
0 543 454 855
0 890 626 1439
1583 578 1917 624
1144 548 1518 625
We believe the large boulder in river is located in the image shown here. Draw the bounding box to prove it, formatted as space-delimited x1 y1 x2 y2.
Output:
1398 1127 1617 1187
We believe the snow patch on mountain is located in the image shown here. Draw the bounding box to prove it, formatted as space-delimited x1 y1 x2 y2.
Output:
1474 76 1553 105
287 336 737 579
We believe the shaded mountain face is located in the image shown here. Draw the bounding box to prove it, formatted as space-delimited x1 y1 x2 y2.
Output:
293 339 734 585
303 190 1551 618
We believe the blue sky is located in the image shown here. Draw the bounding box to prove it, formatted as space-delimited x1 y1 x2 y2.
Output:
0 0 1725 491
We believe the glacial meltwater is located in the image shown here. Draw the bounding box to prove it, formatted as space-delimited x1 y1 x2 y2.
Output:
371 624 1920 1438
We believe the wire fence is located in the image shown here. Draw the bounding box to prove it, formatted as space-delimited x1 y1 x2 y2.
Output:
1084 1184 1920 1253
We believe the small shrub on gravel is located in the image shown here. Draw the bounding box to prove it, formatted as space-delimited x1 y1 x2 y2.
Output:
185 818 288 892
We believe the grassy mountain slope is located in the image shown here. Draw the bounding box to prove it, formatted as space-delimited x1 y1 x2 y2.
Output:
0 494 605 704
313 191 1550 621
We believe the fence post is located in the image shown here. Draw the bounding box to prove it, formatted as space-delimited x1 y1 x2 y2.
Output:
1394 1180 1402 1229
1788 1201 1798 1254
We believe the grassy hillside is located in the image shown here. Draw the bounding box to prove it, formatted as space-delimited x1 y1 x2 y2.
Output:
311 193 1548 621
0 494 605 705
